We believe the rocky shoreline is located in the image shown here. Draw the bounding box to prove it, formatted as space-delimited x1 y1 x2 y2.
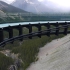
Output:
0 50 23 70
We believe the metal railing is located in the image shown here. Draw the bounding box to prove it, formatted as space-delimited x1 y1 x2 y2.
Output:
0 22 70 47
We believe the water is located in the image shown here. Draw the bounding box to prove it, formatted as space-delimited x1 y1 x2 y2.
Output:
0 21 70 28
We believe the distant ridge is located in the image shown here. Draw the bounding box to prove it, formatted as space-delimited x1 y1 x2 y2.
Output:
12 0 52 14
0 1 28 13
12 0 70 14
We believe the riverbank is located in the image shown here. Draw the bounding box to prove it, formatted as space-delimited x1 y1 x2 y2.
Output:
27 34 70 70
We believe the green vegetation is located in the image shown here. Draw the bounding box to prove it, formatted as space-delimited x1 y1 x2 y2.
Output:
0 52 14 70
0 17 25 24
1 15 70 24
1 25 65 70
14 35 64 70
4 35 64 70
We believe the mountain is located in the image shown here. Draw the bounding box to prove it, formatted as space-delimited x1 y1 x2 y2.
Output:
12 0 53 14
12 0 70 14
0 1 32 23
0 10 6 17
0 1 28 13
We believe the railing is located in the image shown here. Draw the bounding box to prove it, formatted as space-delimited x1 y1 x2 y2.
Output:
0 22 70 47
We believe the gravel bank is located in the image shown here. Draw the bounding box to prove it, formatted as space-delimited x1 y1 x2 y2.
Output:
27 34 70 70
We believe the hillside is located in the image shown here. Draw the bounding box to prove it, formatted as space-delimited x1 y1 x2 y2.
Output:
12 0 70 14
0 26 64 70
0 10 6 17
27 34 70 70
12 0 52 14
0 1 28 13
0 1 32 23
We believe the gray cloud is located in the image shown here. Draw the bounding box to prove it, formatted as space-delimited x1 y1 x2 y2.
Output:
0 0 15 4
12 0 70 13
41 0 70 12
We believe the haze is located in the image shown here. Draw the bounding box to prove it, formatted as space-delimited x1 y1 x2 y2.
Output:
0 0 15 4
1 0 70 12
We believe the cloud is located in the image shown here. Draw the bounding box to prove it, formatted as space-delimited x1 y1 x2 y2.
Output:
38 0 70 13
3 0 70 13
0 0 15 4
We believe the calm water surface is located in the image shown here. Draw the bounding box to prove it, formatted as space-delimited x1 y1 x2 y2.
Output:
0 21 70 28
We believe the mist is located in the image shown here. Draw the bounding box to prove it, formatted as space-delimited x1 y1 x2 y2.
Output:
1 0 70 13
0 0 15 4
38 0 70 13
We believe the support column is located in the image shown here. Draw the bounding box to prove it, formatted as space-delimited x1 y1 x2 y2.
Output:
47 22 50 37
55 22 59 36
8 26 13 43
8 26 13 38
19 24 23 36
29 23 32 39
38 23 41 38
18 24 23 41
64 22 68 35
0 28 4 43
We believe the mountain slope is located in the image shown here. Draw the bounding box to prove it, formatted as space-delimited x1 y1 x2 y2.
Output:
12 0 52 14
0 1 28 13
12 0 70 14
0 10 6 17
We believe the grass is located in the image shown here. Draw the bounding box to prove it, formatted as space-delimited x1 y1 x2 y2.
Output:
0 25 65 70
4 34 64 70
0 52 14 70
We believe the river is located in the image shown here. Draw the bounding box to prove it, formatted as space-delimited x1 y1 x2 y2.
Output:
0 21 70 28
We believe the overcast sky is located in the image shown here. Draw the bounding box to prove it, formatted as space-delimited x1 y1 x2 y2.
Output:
1 0 70 12
1 0 70 6
0 0 15 4
1 0 70 8
42 0 70 12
